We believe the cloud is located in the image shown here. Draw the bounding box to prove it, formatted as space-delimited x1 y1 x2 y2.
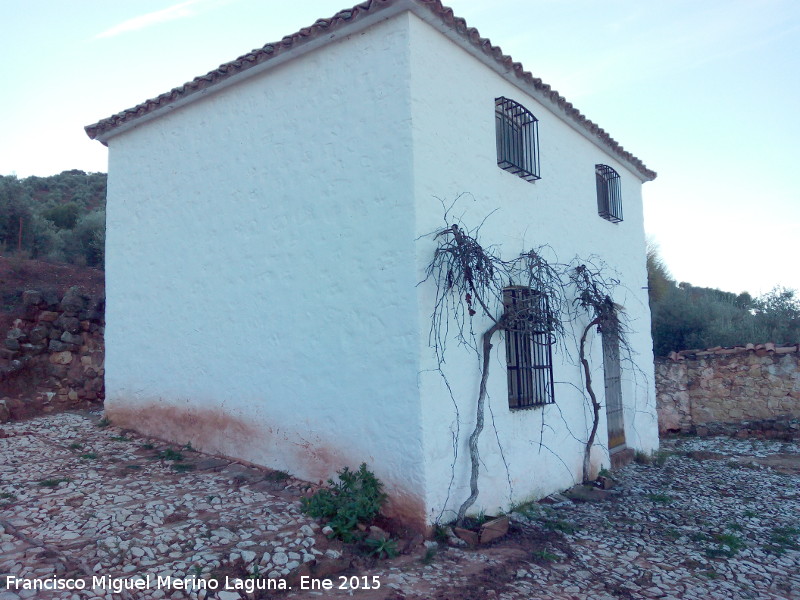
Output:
95 0 205 39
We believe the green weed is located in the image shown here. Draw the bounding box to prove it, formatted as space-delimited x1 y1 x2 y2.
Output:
531 549 559 562
705 532 746 558
647 493 674 504
80 452 99 460
513 501 541 520
158 449 184 461
663 528 681 540
38 478 71 488
764 526 800 555
265 470 291 482
433 525 450 544
540 519 578 534
364 536 398 559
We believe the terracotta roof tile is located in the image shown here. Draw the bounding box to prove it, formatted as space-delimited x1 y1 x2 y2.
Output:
85 0 655 180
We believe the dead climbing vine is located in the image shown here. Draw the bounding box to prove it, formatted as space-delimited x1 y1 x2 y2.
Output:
421 192 654 525
422 212 569 525
568 260 627 482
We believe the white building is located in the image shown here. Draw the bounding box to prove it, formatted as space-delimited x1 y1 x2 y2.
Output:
87 0 658 531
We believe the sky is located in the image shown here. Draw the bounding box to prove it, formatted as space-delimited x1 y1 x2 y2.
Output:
2 0 799 297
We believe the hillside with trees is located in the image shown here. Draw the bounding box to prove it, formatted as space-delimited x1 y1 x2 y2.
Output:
0 170 106 268
648 246 800 356
2 171 796 358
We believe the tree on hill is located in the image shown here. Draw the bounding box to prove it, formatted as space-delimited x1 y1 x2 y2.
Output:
647 244 800 355
0 171 106 268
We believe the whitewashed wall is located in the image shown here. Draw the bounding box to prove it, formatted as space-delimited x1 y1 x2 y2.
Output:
104 15 429 527
406 14 658 522
103 8 657 530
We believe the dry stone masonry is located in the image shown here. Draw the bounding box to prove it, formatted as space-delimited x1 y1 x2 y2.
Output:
656 343 800 436
0 288 104 422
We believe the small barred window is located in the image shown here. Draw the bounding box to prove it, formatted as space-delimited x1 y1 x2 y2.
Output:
595 164 622 223
503 287 554 409
495 97 540 182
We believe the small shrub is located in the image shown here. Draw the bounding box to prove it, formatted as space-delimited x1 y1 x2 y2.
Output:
634 451 651 465
68 442 82 450
97 417 110 428
301 463 387 542
172 463 195 473
0 492 16 501
80 452 99 460
421 547 437 565
110 436 132 442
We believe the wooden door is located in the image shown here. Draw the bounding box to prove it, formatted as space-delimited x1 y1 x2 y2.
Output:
602 329 626 453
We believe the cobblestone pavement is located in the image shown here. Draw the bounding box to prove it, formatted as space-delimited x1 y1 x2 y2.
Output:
1 412 799 600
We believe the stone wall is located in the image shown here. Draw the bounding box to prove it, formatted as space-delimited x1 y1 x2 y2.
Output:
656 343 800 435
0 287 104 422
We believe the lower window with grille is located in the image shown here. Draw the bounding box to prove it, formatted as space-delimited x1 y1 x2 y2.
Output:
503 287 555 409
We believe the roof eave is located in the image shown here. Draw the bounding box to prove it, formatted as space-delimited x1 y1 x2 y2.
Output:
85 0 656 181
86 0 411 146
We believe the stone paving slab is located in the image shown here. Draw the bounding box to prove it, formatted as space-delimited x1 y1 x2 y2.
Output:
0 412 328 600
1 413 799 600
284 435 800 600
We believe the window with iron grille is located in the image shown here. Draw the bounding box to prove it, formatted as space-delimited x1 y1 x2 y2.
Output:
503 287 554 409
495 97 540 182
595 164 622 223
